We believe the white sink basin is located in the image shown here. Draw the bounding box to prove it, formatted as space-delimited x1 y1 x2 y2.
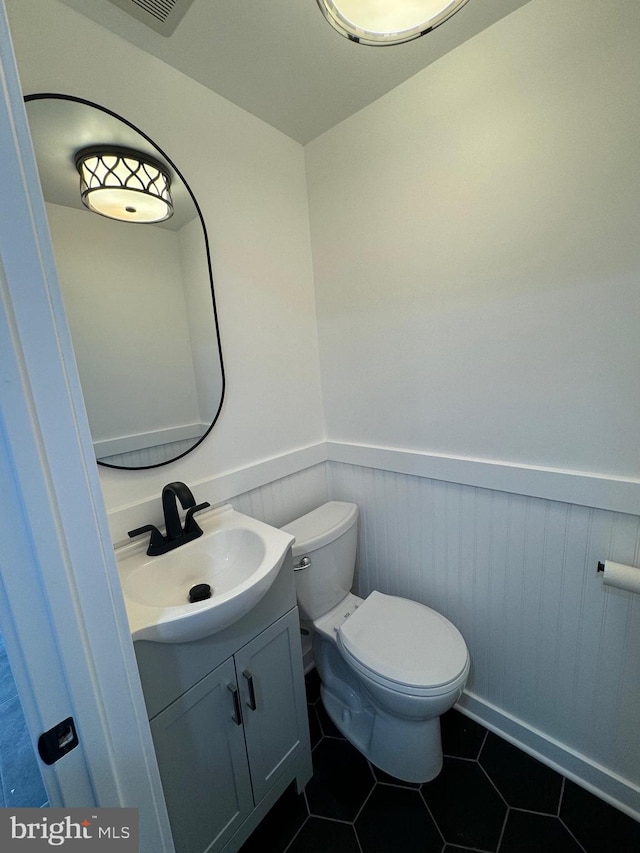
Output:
116 504 294 643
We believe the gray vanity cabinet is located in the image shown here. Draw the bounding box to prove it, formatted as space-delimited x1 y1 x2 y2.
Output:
150 657 254 853
233 611 306 805
135 557 312 853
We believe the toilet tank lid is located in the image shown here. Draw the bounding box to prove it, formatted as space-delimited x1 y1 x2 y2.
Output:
281 501 358 557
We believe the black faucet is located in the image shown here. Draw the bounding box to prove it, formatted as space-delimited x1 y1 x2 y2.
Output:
128 482 211 556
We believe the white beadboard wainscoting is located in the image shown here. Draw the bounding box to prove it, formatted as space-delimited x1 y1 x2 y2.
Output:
106 441 640 818
327 458 640 820
105 444 328 546
229 461 328 530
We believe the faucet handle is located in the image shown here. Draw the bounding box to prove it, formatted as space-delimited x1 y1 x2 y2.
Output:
184 502 211 536
128 524 166 556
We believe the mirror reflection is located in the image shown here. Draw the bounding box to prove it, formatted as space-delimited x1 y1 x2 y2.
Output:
25 94 224 469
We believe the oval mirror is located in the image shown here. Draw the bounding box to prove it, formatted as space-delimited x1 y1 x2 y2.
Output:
24 93 225 469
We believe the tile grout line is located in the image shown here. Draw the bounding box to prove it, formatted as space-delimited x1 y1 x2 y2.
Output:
476 757 510 811
555 775 589 853
418 785 447 850
492 805 510 853
279 782 313 853
352 773 376 825
558 817 589 853
557 777 565 818
280 814 309 853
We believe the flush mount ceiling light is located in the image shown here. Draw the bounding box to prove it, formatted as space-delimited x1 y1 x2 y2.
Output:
317 0 471 46
75 146 173 223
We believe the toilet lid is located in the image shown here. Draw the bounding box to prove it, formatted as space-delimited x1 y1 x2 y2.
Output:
338 591 468 689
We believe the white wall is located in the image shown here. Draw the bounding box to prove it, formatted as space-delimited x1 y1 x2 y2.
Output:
303 0 640 818
6 0 324 518
306 0 640 481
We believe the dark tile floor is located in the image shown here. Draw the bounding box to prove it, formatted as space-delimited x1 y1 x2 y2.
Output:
0 632 48 808
241 668 640 853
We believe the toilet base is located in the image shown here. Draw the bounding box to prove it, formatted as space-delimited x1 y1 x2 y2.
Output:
321 684 443 784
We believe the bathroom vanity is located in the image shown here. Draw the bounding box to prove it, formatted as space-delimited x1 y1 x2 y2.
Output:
133 552 312 853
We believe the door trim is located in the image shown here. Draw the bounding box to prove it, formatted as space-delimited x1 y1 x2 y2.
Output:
0 4 173 850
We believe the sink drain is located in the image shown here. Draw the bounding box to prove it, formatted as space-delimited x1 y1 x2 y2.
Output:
189 583 212 603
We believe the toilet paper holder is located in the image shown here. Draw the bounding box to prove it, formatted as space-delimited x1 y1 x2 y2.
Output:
595 559 640 594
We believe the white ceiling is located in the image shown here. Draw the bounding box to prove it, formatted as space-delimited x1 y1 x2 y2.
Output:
56 0 533 145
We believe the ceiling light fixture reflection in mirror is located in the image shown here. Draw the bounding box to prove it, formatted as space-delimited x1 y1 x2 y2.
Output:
25 94 225 470
75 145 174 223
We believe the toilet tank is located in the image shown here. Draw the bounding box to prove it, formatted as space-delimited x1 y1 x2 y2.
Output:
281 502 358 621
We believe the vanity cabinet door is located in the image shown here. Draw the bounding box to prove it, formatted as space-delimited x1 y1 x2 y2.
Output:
150 657 253 853
235 609 309 804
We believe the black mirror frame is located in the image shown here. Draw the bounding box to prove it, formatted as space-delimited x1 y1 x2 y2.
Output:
24 92 225 471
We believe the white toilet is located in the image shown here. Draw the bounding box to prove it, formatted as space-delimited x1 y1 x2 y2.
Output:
282 501 470 783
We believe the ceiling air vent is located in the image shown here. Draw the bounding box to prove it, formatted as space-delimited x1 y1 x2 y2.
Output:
105 0 196 36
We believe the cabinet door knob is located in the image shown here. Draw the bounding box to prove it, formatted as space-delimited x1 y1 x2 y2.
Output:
228 683 242 726
243 670 257 711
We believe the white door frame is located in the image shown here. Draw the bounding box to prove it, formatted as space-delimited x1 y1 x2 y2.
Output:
0 4 173 851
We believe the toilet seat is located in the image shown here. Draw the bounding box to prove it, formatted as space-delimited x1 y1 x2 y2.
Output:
337 591 469 697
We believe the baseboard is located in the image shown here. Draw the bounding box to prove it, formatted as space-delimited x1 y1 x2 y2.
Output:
456 690 640 823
